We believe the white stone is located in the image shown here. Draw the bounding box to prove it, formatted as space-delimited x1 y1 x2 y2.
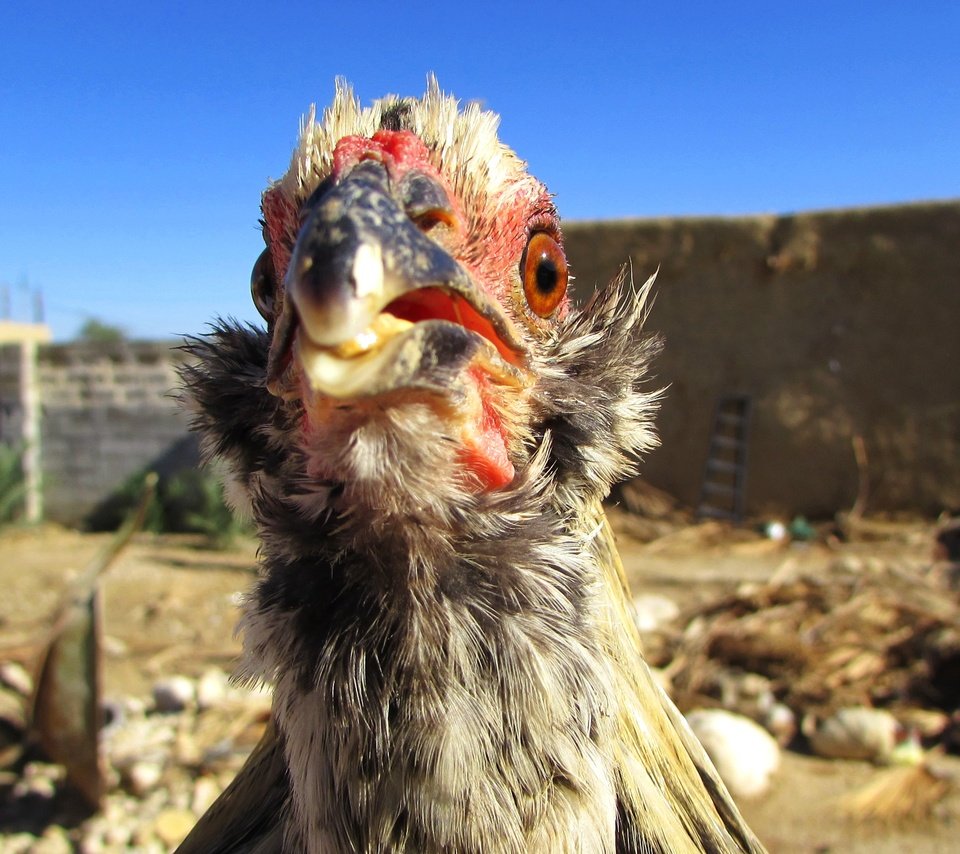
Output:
127 760 164 796
631 594 680 633
686 708 781 799
191 775 222 815
0 661 33 696
123 695 148 716
763 702 797 746
32 827 72 854
106 716 175 773
4 833 39 854
196 667 230 711
806 707 900 763
101 634 129 657
765 521 788 541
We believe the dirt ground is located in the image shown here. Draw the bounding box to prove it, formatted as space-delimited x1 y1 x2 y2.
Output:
1 518 958 853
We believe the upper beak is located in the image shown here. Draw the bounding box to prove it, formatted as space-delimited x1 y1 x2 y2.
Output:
266 160 527 400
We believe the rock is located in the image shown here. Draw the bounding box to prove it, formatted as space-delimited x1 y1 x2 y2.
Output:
32 826 72 854
764 520 788 541
4 833 41 854
123 695 148 716
0 686 27 766
153 807 197 848
153 675 196 713
716 671 776 721
686 709 781 799
106 716 175 773
631 594 680 633
13 761 60 800
174 728 204 767
196 667 230 711
0 661 33 696
191 774 222 815
101 634 129 657
805 707 901 763
127 760 164 796
762 702 797 746
79 839 105 854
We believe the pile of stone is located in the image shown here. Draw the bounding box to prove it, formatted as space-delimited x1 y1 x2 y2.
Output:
0 666 269 853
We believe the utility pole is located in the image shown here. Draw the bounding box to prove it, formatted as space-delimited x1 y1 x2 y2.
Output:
20 338 42 522
0 321 52 523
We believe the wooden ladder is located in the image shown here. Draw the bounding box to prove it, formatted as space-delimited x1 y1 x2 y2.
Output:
697 395 752 522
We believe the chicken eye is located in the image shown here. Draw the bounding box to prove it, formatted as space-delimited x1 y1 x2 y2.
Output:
521 232 568 318
251 247 277 321
399 170 456 232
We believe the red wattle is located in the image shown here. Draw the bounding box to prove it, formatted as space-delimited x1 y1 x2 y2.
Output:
458 368 514 491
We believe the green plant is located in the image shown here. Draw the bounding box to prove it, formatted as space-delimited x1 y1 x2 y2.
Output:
85 468 164 533
163 467 248 548
85 465 248 548
76 318 127 344
0 443 26 526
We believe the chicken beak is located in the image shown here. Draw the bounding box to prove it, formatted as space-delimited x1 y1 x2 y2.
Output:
266 160 527 400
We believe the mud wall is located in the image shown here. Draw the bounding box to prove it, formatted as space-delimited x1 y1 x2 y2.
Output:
563 201 960 516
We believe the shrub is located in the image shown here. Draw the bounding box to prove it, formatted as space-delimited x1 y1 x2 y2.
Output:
0 443 26 527
85 466 248 547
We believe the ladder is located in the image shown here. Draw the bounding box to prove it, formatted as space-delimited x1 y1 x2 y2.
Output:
697 395 752 522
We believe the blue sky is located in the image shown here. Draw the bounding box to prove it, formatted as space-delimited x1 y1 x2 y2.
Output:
1 2 957 340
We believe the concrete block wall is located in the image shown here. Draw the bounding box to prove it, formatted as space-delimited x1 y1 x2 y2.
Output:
35 341 194 524
0 345 26 447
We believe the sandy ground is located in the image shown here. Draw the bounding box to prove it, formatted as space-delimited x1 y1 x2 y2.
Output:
1 519 958 852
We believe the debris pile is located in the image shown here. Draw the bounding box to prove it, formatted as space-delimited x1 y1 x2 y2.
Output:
635 522 960 816
655 551 960 727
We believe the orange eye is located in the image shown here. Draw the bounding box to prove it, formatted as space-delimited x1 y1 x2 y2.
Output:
521 232 568 318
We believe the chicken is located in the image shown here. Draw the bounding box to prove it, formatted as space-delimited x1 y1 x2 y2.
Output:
177 79 765 853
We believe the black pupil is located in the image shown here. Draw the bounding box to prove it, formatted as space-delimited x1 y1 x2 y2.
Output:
535 253 558 294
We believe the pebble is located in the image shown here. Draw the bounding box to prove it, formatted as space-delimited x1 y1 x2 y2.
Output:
153 675 197 713
805 706 901 763
101 634 129 657
154 807 198 847
631 594 680 632
191 774 222 815
174 728 204 766
196 666 230 710
127 760 164 796
32 827 73 854
687 708 781 799
0 674 275 852
13 763 58 800
103 824 133 851
0 661 34 696
763 702 797 746
5 833 42 854
106 716 175 772
123 695 148 716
